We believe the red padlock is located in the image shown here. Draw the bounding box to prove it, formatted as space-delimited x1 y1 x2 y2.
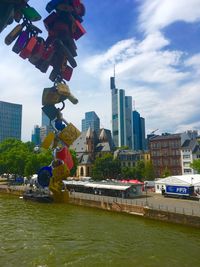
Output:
29 37 45 65
61 64 73 81
43 12 58 31
56 146 74 171
72 20 86 40
19 36 37 59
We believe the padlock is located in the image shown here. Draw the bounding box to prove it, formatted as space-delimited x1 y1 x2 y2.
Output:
72 19 86 40
55 40 77 68
56 3 73 13
58 123 81 146
12 30 29 53
42 105 59 121
29 37 45 65
19 35 37 59
49 68 60 82
36 44 55 73
56 83 78 104
72 1 86 17
43 11 58 31
41 131 55 149
42 86 67 106
61 64 73 81
0 3 14 33
38 166 52 187
62 35 77 58
46 0 64 13
52 162 70 181
56 146 74 170
21 6 41 22
55 119 65 131
4 23 24 45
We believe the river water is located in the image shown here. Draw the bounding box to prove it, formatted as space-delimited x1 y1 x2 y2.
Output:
0 194 200 267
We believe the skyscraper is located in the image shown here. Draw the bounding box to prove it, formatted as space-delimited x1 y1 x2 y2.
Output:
132 110 146 150
41 110 50 127
82 111 100 133
110 76 132 148
0 101 22 142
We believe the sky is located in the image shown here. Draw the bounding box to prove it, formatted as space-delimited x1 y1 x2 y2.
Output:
0 0 200 141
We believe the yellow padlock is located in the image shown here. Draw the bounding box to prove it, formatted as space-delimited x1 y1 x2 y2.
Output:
41 132 55 149
56 83 78 104
58 123 81 146
52 163 70 181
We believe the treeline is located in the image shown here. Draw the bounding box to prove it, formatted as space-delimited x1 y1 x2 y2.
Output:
0 138 53 177
92 153 155 181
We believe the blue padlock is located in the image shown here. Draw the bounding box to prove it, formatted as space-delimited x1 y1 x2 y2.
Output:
55 119 65 131
46 0 64 13
38 166 52 187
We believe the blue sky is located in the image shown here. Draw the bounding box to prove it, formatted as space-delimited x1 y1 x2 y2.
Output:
0 0 200 141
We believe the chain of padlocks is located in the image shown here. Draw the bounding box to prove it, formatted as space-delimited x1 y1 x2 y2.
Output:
0 0 86 202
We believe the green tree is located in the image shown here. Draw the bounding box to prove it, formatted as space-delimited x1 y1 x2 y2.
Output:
190 159 200 173
161 167 171 178
69 149 78 176
135 160 145 181
92 153 121 180
144 161 155 180
121 166 136 179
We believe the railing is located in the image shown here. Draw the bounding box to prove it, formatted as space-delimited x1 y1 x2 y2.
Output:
70 192 200 217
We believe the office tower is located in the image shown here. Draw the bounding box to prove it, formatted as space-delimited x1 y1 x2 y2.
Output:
0 101 22 142
31 125 41 145
125 96 133 149
132 110 146 150
110 76 132 148
82 111 100 133
41 110 50 127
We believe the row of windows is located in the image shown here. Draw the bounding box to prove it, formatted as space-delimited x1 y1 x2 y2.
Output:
151 141 180 149
151 150 180 156
152 159 180 166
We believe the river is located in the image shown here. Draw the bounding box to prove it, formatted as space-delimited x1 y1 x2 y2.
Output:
0 194 200 267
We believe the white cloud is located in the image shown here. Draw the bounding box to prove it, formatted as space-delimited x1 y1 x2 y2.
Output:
139 0 200 34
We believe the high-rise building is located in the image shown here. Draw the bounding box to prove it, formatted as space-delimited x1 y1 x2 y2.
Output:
110 76 134 148
31 125 41 145
132 110 146 150
82 111 100 133
0 101 22 142
41 110 50 127
110 76 127 148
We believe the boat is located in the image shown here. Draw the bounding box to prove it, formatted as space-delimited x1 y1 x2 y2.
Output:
22 188 53 203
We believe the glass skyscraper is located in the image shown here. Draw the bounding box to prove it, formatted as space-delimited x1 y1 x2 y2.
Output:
82 111 100 133
132 110 146 150
0 101 22 142
110 76 133 148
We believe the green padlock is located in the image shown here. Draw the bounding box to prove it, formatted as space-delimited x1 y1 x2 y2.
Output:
21 6 41 22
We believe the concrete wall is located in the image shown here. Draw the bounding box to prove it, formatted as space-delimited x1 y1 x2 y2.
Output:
69 196 200 228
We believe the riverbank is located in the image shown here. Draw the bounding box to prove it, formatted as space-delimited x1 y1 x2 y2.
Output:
1 185 200 228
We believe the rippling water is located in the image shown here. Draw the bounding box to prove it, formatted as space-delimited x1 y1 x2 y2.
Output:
0 194 200 267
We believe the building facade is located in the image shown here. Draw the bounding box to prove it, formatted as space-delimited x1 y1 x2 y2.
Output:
149 133 190 177
71 127 115 177
110 76 134 148
181 139 200 175
132 110 146 150
82 111 100 134
0 101 22 142
31 125 41 146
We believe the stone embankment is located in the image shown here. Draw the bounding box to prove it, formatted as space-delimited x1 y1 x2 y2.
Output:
1 185 200 228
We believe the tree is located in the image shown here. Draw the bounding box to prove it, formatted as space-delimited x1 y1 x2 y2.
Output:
92 153 121 180
121 167 136 179
161 167 171 178
190 159 200 173
143 161 155 180
135 160 145 181
69 149 78 176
